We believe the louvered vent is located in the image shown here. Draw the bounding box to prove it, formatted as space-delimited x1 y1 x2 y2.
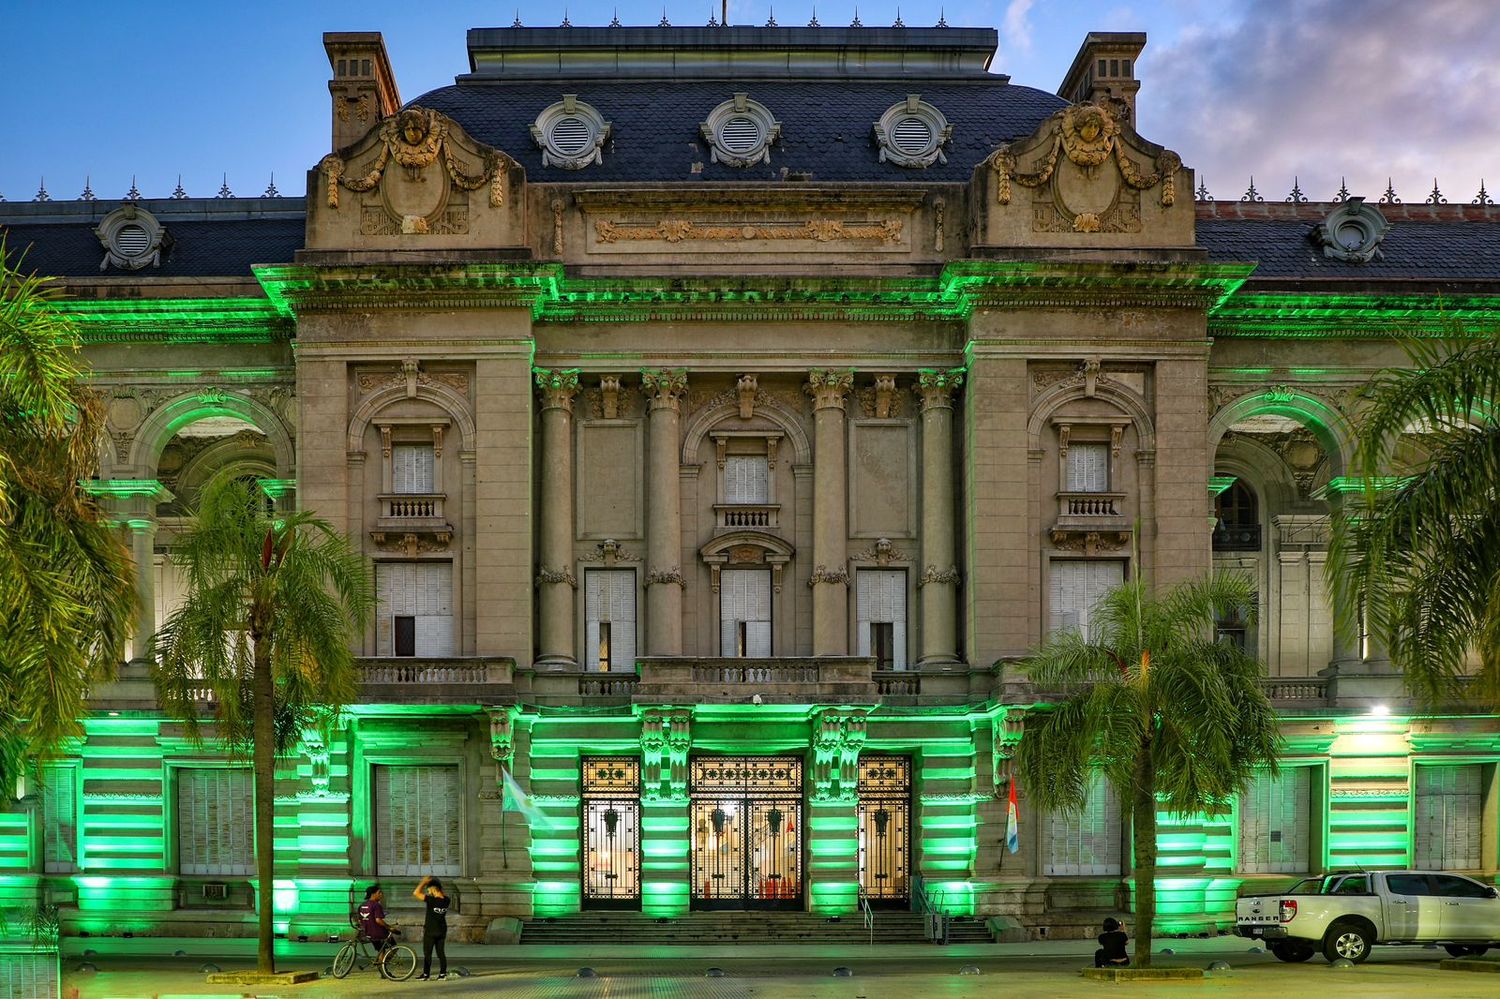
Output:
892 116 932 153
550 116 592 155
720 116 762 154
114 223 151 256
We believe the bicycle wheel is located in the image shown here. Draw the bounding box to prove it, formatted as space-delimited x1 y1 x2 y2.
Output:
331 942 358 979
380 943 417 981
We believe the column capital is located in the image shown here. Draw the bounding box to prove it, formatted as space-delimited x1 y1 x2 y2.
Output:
534 367 581 411
915 367 965 411
805 368 855 410
640 368 689 412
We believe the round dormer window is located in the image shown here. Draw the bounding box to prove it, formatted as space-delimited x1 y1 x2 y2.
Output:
94 205 168 271
1313 198 1390 264
114 223 152 257
874 97 952 169
530 96 611 170
700 94 780 167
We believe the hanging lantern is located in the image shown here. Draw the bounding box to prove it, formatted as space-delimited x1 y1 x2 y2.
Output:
603 806 620 838
873 807 890 839
767 806 783 838
711 806 728 835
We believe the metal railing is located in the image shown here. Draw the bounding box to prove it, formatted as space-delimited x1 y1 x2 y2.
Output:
859 888 874 946
912 876 949 944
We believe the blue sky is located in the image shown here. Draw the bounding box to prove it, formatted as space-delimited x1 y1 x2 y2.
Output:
2 0 1494 205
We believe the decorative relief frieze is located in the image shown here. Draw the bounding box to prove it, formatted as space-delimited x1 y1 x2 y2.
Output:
808 565 850 587
594 218 904 245
581 538 641 565
811 710 867 802
1049 530 1131 555
918 564 961 586
736 374 759 419
318 106 506 214
851 538 908 565
371 532 451 556
646 566 686 587
534 566 578 588
356 364 469 397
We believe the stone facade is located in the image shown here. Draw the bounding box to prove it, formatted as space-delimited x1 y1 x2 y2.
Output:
1 24 1498 941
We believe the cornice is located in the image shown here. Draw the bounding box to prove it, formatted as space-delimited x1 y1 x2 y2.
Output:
1209 291 1500 339
57 297 291 344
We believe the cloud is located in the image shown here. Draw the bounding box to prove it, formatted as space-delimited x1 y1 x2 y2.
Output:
1003 0 1036 53
1142 0 1500 202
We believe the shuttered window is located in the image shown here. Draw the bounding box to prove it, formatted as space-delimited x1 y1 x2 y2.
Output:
586 569 637 672
376 562 454 656
391 444 435 494
1239 767 1311 874
40 764 78 873
1049 560 1124 640
1414 764 1483 870
724 456 769 504
1066 443 1109 492
720 568 772 657
178 768 254 876
1044 774 1122 876
856 569 907 670
374 765 462 877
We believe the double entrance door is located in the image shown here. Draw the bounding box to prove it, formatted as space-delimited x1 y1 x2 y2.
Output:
690 756 803 910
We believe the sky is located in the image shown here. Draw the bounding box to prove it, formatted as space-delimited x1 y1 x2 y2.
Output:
2 0 1495 205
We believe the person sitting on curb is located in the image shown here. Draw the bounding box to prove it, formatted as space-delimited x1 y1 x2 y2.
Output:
1095 917 1130 968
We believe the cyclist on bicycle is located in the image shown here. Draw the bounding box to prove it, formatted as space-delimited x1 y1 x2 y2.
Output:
356 883 397 950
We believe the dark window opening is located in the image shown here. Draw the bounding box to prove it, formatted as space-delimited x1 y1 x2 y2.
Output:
393 616 416 657
871 623 895 670
735 621 748 658
1213 480 1261 551
598 622 612 672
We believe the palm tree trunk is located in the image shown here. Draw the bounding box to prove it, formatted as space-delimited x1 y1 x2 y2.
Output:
252 632 276 974
1131 740 1157 969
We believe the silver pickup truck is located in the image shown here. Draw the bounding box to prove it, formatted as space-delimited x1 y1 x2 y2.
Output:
1235 870 1500 964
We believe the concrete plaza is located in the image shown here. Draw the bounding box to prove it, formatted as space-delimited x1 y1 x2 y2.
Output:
56 936 1500 998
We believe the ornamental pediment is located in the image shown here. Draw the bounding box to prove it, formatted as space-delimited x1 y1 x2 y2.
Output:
306 106 527 251
969 100 1196 251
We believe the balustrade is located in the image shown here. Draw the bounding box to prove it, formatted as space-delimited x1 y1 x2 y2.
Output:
377 492 446 523
714 503 780 529
1056 491 1125 519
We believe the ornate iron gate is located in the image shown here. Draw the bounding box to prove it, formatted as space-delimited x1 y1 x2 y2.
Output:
582 757 641 909
857 756 911 905
690 756 802 910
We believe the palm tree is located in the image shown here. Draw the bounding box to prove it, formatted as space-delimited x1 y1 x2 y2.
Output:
1328 335 1500 706
0 242 136 802
151 473 372 973
1014 573 1282 968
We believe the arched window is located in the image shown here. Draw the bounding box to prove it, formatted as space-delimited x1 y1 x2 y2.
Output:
1213 480 1260 551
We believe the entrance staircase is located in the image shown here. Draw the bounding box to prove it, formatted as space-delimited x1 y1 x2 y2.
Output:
520 910 994 945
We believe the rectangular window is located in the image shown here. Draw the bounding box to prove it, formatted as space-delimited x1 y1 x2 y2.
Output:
586 569 636 673
1049 560 1124 640
376 562 453 657
374 764 462 877
391 444 435 494
40 764 78 873
856 568 907 669
1414 764 1483 870
1065 443 1109 492
720 568 772 657
1044 774 1122 876
1239 767 1311 874
724 455 769 504
178 768 254 876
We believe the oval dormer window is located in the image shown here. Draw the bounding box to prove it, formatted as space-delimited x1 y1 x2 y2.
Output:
700 94 780 167
874 96 953 169
530 96 611 170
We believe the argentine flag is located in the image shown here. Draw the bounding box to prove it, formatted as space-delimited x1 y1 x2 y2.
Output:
502 768 558 831
1006 778 1020 854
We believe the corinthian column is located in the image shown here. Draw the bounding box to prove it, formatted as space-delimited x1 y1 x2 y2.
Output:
916 368 964 666
534 368 580 669
641 369 688 655
806 369 854 656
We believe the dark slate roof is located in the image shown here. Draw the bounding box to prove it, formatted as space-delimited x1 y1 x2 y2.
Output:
1198 217 1500 281
408 79 1068 183
0 210 305 278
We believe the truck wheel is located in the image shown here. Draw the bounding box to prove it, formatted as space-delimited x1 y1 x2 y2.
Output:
1323 922 1372 964
1444 945 1489 958
1270 942 1314 963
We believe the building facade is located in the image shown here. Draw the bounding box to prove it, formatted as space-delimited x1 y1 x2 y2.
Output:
2 24 1498 942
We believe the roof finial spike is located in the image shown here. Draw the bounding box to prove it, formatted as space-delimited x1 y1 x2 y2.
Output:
124 176 142 201
1195 177 1211 202
217 173 235 199
765 7 778 26
609 8 622 26
807 6 819 27
935 7 948 27
561 9 573 27
511 10 522 27
1240 176 1263 203
850 6 862 27
34 176 50 202
1475 179 1494 206
707 6 718 26
656 7 669 27
892 7 904 26
1379 177 1401 205
263 173 279 198
79 175 96 201
171 175 188 199
1332 177 1350 203
1284 176 1306 203
1426 177 1447 205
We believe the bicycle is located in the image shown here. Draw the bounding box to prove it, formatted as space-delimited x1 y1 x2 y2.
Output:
331 930 417 981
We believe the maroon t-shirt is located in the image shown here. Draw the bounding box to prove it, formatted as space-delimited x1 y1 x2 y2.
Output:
357 900 388 941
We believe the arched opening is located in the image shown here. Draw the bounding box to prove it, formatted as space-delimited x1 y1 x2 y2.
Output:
1213 480 1260 552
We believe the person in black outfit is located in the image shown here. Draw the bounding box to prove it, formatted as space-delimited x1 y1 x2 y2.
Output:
413 875 449 980
1095 916 1130 968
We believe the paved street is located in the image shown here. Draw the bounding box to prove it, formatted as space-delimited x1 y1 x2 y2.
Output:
56 936 1500 998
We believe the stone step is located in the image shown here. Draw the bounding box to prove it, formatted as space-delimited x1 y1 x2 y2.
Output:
520 911 992 945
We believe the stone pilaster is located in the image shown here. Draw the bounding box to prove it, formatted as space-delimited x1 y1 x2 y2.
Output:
806 369 854 656
641 369 688 655
916 368 964 666
534 368 580 669
127 516 156 663
639 708 691 917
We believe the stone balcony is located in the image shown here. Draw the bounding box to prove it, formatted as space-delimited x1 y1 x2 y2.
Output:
714 503 780 530
371 492 453 547
357 657 515 704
